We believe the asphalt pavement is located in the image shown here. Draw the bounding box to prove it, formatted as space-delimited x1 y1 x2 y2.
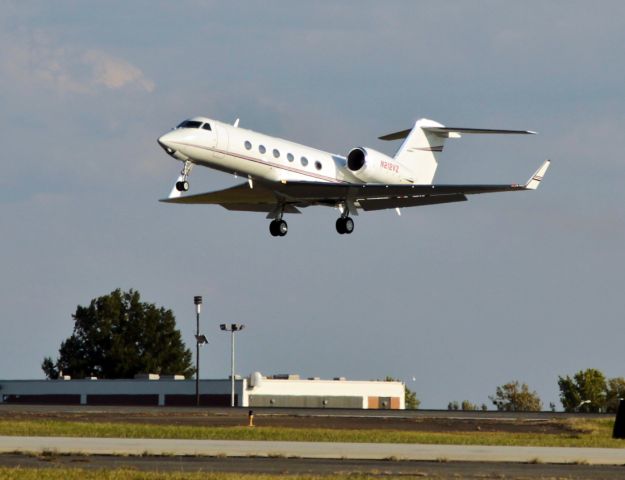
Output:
1 436 625 465
1 453 625 479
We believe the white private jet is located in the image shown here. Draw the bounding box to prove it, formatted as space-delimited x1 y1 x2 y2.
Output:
158 117 549 237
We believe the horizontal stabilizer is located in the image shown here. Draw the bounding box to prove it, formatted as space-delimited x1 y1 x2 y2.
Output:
380 125 536 141
424 127 536 136
378 128 412 141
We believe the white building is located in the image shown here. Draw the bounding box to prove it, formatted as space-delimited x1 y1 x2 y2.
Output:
0 372 404 409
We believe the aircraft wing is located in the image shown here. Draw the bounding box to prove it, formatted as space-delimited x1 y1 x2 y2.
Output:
161 161 549 213
273 159 549 201
159 182 303 213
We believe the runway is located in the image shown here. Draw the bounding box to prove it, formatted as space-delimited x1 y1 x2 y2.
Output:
1 435 625 465
2 453 625 479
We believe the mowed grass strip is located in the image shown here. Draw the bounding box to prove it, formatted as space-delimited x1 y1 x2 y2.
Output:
0 418 623 448
1 469 359 480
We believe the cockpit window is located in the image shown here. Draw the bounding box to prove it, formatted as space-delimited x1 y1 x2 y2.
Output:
201 123 212 131
176 120 203 129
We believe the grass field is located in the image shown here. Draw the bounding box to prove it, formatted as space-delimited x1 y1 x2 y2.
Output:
0 469 354 480
0 418 623 448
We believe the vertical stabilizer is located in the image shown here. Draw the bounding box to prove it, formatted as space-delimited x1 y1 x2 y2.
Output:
391 118 448 184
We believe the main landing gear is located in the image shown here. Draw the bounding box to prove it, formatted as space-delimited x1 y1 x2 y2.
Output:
175 160 193 192
269 219 288 237
336 216 354 235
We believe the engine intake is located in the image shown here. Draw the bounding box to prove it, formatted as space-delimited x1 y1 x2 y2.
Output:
345 147 400 183
347 148 366 171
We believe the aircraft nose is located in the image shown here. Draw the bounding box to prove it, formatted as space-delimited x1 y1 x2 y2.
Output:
158 132 176 155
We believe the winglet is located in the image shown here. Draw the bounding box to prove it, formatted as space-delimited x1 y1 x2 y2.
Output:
525 160 550 190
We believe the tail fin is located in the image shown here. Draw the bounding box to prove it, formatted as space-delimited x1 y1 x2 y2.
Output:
380 118 447 184
379 119 536 184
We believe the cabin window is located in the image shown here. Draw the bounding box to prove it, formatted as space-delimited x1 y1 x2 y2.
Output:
301 156 308 167
287 153 294 162
259 145 266 154
244 141 252 150
314 160 322 171
273 149 280 158
201 123 212 131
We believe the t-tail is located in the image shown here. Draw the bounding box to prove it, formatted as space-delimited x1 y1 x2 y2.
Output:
379 119 536 184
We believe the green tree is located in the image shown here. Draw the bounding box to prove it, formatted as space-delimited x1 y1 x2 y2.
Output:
558 368 606 413
383 377 420 409
489 381 542 412
42 289 194 379
604 377 625 413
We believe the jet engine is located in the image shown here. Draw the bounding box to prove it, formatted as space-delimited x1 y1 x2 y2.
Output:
346 147 401 183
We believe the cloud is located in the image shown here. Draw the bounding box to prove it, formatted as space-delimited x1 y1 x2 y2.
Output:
82 50 155 92
0 30 154 94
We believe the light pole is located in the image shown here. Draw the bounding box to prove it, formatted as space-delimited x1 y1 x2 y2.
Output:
193 296 207 407
220 323 245 407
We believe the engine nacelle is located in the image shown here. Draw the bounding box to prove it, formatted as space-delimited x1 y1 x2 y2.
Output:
346 147 401 183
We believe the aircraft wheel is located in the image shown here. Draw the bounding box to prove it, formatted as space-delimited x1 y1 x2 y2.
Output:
270 220 288 237
269 220 280 237
343 217 354 234
277 219 288 236
336 218 346 234
176 180 190 192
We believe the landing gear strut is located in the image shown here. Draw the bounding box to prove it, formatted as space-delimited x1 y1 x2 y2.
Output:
269 219 288 237
336 216 354 235
175 160 193 192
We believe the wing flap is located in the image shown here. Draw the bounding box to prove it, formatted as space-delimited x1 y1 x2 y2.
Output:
276 181 528 200
359 194 467 211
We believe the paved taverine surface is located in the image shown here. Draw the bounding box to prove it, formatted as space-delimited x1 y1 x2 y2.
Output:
1 436 625 465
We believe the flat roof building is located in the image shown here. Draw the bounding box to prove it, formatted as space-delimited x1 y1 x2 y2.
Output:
0 372 405 409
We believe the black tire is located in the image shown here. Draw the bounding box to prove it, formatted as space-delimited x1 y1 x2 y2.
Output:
278 220 288 236
269 220 279 237
336 218 346 234
181 180 190 191
175 181 183 191
344 217 354 234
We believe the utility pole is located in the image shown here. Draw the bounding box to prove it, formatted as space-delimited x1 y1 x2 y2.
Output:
220 323 245 407
193 296 207 407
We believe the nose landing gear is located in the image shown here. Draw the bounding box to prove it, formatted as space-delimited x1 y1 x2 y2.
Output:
175 160 193 192
175 180 189 192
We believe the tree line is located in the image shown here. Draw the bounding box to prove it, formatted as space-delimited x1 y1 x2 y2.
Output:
43 290 623 413
442 372 625 413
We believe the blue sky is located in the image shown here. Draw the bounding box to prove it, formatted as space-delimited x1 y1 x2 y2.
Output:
1 1 625 408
